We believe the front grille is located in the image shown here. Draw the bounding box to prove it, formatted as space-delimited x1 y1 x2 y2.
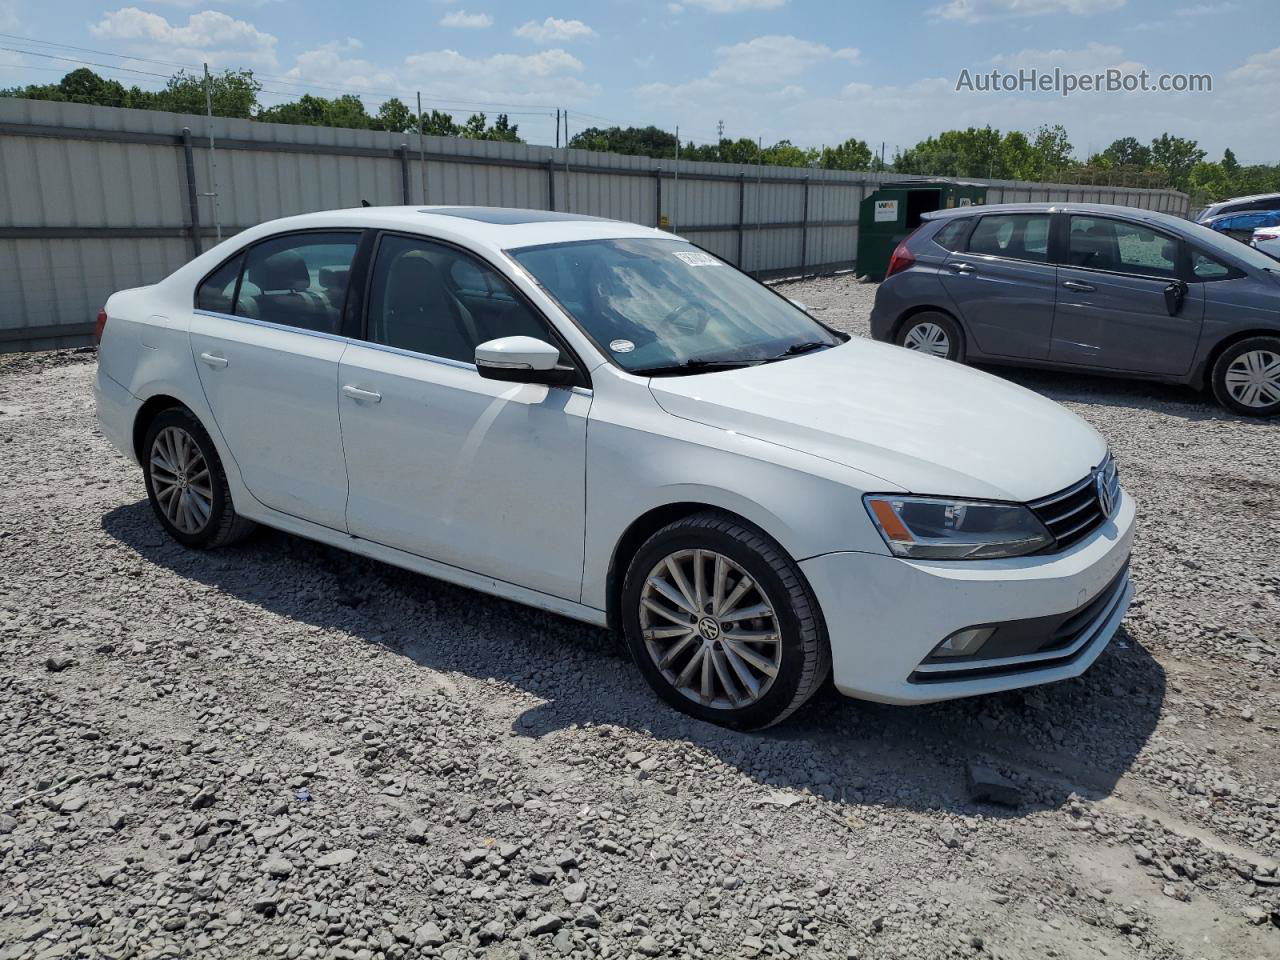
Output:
1028 453 1120 552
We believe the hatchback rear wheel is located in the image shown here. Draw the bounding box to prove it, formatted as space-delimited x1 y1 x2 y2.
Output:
621 511 830 730
1210 336 1280 417
896 311 962 361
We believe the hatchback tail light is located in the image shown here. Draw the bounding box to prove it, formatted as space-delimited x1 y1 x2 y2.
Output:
886 241 916 278
94 309 107 345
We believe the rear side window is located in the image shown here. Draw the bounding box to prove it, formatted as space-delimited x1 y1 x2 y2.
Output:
967 214 1050 263
932 218 972 251
1068 216 1178 278
195 254 243 314
234 233 361 334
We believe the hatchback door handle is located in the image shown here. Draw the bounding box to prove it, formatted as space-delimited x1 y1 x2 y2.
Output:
342 384 382 403
1062 280 1095 292
199 352 228 369
948 262 975 274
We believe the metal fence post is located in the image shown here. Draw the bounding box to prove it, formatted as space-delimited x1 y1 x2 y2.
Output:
800 176 810 279
181 127 202 259
399 144 411 203
736 173 746 267
654 168 662 228
546 159 556 211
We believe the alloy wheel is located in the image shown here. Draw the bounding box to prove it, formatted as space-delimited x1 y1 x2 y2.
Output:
638 548 782 710
903 321 951 358
149 426 213 535
1224 349 1280 409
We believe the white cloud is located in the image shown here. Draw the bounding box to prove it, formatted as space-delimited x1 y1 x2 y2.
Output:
1174 2 1237 15
440 9 493 29
90 7 278 68
709 35 858 84
514 17 595 44
682 0 786 10
930 0 1126 23
987 40 1142 73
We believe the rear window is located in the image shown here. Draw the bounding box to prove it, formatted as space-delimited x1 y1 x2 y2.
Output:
967 214 1050 263
932 218 972 251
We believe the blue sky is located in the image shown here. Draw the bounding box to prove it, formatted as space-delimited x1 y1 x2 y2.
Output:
0 0 1276 162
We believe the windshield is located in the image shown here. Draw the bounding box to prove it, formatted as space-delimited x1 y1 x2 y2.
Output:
509 237 843 374
1180 218 1280 273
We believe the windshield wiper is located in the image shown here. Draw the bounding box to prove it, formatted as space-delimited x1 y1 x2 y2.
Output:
631 357 766 376
768 340 834 361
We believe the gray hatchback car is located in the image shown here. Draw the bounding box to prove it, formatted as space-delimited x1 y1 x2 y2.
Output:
869 202 1280 416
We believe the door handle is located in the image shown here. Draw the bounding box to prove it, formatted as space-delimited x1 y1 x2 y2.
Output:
948 262 975 274
342 384 382 404
199 352 228 369
1062 280 1096 292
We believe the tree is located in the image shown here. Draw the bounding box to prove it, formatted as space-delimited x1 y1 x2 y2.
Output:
1221 147 1239 176
1097 136 1152 169
1149 134 1206 191
569 125 678 158
375 98 414 134
1030 123 1074 177
818 137 873 171
154 69 260 119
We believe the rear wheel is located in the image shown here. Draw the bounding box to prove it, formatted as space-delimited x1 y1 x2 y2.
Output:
896 311 962 361
1210 336 1280 417
621 511 830 730
142 407 255 548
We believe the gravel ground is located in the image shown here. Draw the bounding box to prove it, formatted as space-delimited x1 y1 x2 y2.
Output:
1 275 1278 960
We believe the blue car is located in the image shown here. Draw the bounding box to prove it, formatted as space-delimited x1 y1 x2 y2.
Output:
1202 209 1280 244
869 202 1280 416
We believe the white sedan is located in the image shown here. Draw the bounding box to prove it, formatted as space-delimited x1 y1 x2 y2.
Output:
1253 225 1280 260
95 206 1135 729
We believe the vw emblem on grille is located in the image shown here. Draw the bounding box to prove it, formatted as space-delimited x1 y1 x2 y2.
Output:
1094 469 1115 517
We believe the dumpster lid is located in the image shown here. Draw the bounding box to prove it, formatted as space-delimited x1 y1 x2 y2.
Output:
880 177 987 188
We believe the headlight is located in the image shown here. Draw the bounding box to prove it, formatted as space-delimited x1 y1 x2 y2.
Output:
864 494 1052 560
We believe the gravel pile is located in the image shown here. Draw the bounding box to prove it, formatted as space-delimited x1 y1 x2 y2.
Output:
1 275 1277 960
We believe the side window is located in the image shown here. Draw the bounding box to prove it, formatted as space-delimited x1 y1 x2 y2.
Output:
235 232 360 334
967 214 1050 263
1068 216 1178 278
932 218 972 251
366 235 560 364
195 253 243 314
1191 250 1233 281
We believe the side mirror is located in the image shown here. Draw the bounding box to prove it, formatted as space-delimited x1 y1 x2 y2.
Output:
1162 279 1188 317
475 336 575 386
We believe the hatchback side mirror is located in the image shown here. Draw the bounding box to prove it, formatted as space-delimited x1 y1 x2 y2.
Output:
475 336 575 386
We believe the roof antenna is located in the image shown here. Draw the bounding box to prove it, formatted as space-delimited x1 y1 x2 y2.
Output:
361 199 372 208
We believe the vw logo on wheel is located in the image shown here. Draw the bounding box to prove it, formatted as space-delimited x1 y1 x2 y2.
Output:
1094 469 1115 517
697 616 721 641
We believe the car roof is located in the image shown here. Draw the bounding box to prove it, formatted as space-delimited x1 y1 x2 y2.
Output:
1206 192 1280 206
922 201 1192 230
227 205 668 255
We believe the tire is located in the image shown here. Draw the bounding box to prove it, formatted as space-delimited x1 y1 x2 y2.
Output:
141 407 256 549
1209 336 1280 417
895 311 963 361
620 510 831 730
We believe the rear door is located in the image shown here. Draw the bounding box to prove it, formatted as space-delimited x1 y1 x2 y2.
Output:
189 231 361 531
1050 215 1203 375
937 211 1056 360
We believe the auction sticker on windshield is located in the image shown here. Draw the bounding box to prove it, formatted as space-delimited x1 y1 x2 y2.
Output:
672 251 721 267
609 339 636 353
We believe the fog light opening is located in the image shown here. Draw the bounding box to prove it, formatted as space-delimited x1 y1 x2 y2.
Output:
932 626 995 658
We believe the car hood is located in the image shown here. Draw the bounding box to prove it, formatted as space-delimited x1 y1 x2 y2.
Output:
647 339 1107 502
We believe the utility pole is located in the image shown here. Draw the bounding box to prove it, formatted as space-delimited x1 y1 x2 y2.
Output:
879 141 886 173
716 118 724 161
555 108 560 149
673 125 679 234
563 110 570 212
417 92 426 203
202 62 222 242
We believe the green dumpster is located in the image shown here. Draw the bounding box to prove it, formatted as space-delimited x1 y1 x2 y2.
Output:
856 178 988 281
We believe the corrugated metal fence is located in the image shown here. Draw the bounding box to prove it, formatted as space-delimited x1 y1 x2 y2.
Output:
0 97 1191 352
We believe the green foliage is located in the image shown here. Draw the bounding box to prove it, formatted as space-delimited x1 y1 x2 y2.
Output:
818 137 874 171
1149 134 1206 191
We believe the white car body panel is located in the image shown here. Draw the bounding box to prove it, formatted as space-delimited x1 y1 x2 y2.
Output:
1252 228 1280 259
96 206 1136 707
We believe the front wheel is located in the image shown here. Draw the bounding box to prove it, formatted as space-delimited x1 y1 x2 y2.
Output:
620 511 830 730
1210 337 1280 417
896 311 963 361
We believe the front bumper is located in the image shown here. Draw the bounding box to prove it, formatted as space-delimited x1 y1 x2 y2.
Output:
800 488 1136 704
94 367 141 465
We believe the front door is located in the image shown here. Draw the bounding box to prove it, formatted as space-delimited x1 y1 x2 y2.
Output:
188 231 361 530
1050 215 1204 375
938 211 1057 360
338 233 589 601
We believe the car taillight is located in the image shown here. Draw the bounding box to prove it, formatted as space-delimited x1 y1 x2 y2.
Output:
94 309 107 345
886 241 916 278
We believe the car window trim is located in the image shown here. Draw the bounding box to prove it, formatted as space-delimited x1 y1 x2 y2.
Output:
1056 214 1186 284
192 308 355 345
963 213 1053 266
362 229 592 389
